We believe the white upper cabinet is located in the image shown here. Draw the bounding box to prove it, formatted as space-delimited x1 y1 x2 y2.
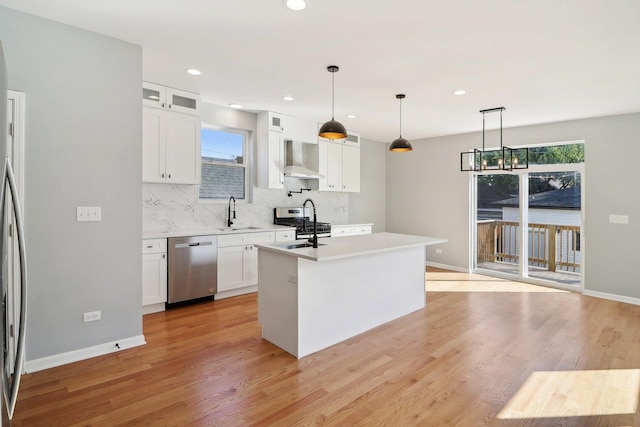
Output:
266 111 284 133
257 112 285 189
142 82 201 184
143 81 199 115
341 144 360 192
344 130 360 147
311 129 361 193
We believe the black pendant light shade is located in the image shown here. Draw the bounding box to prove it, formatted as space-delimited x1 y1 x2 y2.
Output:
389 94 413 152
319 65 347 140
318 119 347 140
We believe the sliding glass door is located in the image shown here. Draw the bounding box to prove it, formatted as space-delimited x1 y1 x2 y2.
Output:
473 143 584 289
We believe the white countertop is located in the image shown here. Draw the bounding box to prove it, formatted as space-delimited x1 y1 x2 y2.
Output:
256 232 447 262
143 224 293 239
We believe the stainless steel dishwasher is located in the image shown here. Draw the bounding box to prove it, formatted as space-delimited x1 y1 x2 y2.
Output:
167 235 217 307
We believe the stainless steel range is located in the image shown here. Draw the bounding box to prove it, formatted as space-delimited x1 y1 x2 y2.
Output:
273 207 331 240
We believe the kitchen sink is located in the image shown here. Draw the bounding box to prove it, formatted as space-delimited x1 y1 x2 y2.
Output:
278 242 326 250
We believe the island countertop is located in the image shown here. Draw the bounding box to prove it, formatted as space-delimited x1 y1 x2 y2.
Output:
255 232 447 262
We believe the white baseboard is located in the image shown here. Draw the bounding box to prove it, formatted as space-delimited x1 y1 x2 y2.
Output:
25 335 146 373
426 262 469 273
583 290 640 306
215 285 257 300
143 302 165 315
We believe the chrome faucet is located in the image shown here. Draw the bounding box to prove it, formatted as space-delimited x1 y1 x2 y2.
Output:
227 196 236 227
302 198 318 248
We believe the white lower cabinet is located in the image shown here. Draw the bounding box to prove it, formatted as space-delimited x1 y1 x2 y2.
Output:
275 229 296 242
331 224 373 238
142 239 167 313
217 232 274 295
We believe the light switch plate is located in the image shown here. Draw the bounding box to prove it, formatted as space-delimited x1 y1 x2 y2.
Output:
77 206 102 222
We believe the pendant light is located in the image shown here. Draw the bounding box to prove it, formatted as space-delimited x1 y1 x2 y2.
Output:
389 94 413 152
460 107 528 171
319 65 347 140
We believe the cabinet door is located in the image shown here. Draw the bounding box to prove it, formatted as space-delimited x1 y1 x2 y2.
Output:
326 141 343 191
164 113 201 184
245 245 258 287
341 144 360 192
267 131 285 189
142 108 166 183
268 112 285 133
142 252 167 305
218 245 249 292
344 130 360 147
143 82 167 109
166 87 199 115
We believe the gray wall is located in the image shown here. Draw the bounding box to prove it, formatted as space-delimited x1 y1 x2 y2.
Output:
349 138 386 232
386 112 640 299
0 6 143 360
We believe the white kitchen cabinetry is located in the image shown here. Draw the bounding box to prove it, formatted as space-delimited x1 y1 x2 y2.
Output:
344 130 361 147
331 224 372 238
142 82 201 184
312 136 360 192
217 232 275 296
142 239 167 314
275 229 296 242
143 81 199 115
257 112 285 189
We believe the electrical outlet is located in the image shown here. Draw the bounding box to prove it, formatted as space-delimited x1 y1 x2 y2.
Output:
77 206 102 222
83 311 101 322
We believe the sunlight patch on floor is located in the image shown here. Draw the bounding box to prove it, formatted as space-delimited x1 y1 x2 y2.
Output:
425 271 567 293
498 369 640 419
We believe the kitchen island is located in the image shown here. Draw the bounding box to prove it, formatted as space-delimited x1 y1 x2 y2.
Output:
256 232 447 358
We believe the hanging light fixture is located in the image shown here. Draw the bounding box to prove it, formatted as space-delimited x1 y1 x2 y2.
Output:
389 94 413 152
319 65 347 140
460 107 528 171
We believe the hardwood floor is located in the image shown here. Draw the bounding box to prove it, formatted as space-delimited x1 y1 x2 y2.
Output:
13 269 640 426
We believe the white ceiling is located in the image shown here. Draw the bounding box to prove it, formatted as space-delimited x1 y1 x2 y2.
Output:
2 0 640 143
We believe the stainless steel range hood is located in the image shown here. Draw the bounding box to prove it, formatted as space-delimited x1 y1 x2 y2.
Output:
284 140 323 179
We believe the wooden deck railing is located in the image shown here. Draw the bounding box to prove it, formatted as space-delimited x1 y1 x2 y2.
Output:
477 220 581 272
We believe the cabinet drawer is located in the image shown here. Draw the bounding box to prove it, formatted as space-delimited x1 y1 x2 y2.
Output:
246 232 275 245
142 239 167 254
275 229 296 242
217 233 247 247
353 225 372 235
331 226 353 237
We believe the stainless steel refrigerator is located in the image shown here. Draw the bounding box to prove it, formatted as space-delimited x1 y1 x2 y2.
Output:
0 40 28 426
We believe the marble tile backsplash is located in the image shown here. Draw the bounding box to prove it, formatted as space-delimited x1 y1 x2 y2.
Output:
143 181 349 232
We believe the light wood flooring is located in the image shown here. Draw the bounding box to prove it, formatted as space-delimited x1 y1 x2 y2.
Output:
13 268 640 426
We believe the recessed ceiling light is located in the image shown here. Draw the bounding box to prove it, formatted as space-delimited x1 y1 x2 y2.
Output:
282 96 295 101
186 68 202 76
347 114 356 119
284 0 307 11
229 103 243 109
453 89 467 96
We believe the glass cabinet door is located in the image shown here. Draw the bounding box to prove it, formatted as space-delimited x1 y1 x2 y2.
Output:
166 88 199 115
143 82 166 109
